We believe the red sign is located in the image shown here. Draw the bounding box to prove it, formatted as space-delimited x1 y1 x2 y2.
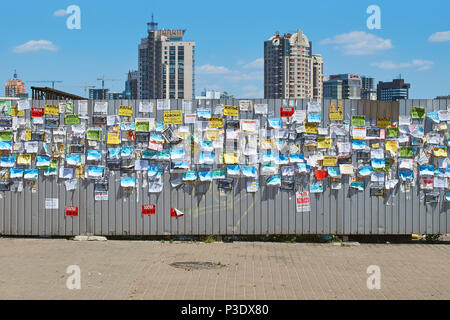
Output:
315 170 329 181
65 206 79 217
280 107 295 117
170 207 184 218
142 204 156 215
31 107 45 117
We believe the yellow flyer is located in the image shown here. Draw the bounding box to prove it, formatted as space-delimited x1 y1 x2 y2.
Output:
163 110 183 125
224 105 239 117
305 123 318 134
209 117 223 128
329 112 343 121
329 102 336 113
224 153 237 164
17 154 31 165
385 141 398 152
25 130 32 141
260 139 273 149
118 105 133 117
377 118 391 128
75 165 85 178
323 156 337 167
204 129 221 140
107 132 120 145
318 138 332 149
10 106 25 117
434 146 447 157
45 104 59 116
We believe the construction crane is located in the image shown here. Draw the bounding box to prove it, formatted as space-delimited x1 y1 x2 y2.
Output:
97 76 121 99
60 83 96 98
26 80 63 89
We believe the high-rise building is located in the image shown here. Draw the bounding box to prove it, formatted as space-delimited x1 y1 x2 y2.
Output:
138 16 195 100
5 71 26 98
264 29 323 100
89 88 125 100
89 88 109 100
323 74 361 100
124 71 138 99
196 88 222 100
361 76 377 100
312 55 323 101
377 78 410 102
436 95 450 100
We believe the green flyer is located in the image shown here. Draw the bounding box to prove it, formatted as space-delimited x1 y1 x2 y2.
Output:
136 120 150 132
399 146 413 158
86 129 101 141
411 107 425 119
351 116 365 127
387 127 400 138
65 114 80 125
0 131 12 141
66 102 74 114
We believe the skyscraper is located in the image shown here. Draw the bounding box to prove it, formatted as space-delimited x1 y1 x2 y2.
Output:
5 71 26 98
312 55 323 101
264 29 323 100
323 74 361 100
138 16 195 99
124 71 138 99
377 78 410 102
89 88 109 100
361 76 377 100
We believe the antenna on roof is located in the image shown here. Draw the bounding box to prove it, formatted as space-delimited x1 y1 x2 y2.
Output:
148 13 158 31
13 70 17 79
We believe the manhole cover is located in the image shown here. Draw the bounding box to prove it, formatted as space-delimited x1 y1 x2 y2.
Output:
169 262 226 271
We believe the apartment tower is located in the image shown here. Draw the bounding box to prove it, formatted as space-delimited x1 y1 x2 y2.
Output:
264 29 323 100
138 17 195 99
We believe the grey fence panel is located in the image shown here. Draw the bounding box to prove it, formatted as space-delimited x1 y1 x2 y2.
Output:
0 98 449 236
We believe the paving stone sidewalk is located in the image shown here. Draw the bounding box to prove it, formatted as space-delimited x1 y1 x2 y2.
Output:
0 238 449 300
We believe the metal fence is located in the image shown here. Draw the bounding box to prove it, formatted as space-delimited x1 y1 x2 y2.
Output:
0 98 449 236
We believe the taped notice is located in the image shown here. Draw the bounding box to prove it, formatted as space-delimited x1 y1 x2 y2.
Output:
95 191 108 201
45 104 59 116
163 110 183 125
224 105 239 117
45 198 59 210
118 105 133 117
296 191 311 213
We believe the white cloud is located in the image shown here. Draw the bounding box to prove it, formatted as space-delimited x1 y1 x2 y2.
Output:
239 85 263 98
224 71 263 81
412 60 435 71
196 61 264 98
197 63 263 80
53 9 68 17
371 59 434 71
197 64 232 75
13 40 59 53
428 31 450 42
320 31 393 55
240 89 264 99
371 61 411 70
243 58 264 69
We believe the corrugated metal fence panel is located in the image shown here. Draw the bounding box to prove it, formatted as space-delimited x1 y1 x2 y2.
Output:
0 99 449 236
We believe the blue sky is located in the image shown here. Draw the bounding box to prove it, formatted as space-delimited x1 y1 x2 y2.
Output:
1 0 449 99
